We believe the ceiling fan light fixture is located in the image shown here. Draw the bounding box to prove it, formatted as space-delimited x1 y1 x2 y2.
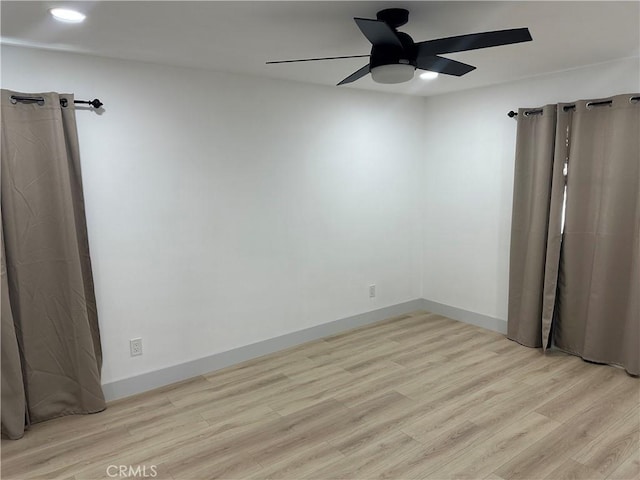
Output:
267 8 532 87
370 64 415 84
419 71 439 80
49 8 86 23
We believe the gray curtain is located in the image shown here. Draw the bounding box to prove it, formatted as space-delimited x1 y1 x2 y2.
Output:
539 105 573 351
508 93 640 376
1 90 106 440
507 104 557 347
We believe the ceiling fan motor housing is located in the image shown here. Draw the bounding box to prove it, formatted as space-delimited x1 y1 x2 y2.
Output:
369 11 416 84
370 32 417 69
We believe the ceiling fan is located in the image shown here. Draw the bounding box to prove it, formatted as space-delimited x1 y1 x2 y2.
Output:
267 8 532 85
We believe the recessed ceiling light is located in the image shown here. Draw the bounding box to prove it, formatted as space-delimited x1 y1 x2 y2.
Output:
49 8 86 23
419 71 439 80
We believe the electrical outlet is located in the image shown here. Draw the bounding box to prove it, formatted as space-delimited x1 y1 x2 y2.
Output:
369 284 376 298
130 338 143 357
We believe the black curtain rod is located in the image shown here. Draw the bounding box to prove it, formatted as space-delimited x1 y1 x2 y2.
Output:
9 95 103 109
508 96 640 118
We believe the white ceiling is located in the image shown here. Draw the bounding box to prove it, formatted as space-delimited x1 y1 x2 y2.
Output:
2 1 639 97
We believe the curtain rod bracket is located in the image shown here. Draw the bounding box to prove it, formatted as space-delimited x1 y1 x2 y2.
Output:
74 98 104 109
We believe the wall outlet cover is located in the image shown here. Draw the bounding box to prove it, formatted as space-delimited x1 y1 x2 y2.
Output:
130 338 143 357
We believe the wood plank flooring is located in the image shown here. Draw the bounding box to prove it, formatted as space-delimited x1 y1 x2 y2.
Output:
2 311 638 480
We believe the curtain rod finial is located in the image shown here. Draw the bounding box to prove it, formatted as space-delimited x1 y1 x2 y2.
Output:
507 110 518 118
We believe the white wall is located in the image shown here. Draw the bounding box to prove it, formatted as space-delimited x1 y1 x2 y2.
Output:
3 44 638 387
420 57 640 321
1 45 424 384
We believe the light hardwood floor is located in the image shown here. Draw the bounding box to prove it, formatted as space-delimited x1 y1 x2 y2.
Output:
2 311 638 480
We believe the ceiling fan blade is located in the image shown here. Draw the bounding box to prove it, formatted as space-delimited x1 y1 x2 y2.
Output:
337 64 370 86
266 54 369 64
354 18 403 47
416 56 476 76
416 28 532 56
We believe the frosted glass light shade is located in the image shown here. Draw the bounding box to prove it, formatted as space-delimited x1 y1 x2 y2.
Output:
370 64 415 84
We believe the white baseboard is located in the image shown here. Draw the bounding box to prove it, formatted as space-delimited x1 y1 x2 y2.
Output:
102 299 424 401
420 299 507 334
102 298 507 401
